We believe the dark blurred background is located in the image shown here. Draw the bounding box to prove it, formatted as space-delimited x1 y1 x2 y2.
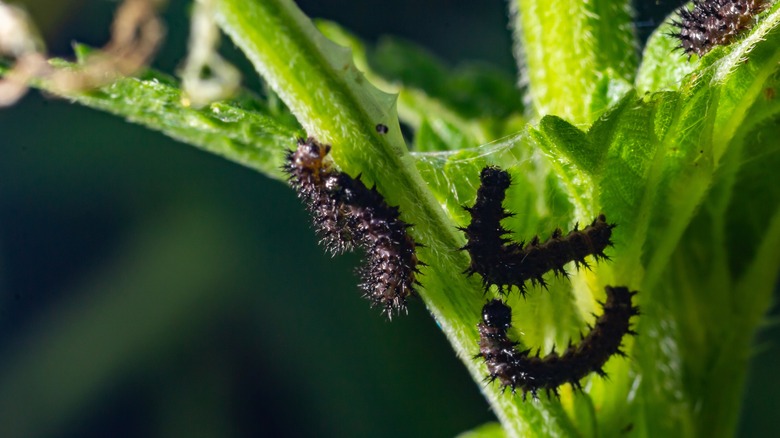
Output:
0 1 777 437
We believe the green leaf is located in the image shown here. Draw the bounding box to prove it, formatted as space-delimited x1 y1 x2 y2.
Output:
457 422 507 438
637 2 780 99
529 115 597 217
635 19 698 94
509 0 637 123
371 38 523 121
535 116 595 173
724 85 780 278
708 3 780 159
1 60 303 180
317 21 525 148
501 6 780 429
412 118 472 152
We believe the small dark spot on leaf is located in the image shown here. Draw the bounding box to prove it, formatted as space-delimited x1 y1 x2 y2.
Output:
375 124 389 134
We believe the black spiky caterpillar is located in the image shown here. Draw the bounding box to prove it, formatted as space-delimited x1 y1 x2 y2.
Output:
284 139 353 254
283 137 422 318
477 286 639 399
670 0 769 58
460 166 615 295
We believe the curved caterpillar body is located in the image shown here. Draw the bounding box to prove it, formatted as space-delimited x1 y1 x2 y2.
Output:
670 0 768 58
460 166 615 295
477 286 639 399
283 137 422 318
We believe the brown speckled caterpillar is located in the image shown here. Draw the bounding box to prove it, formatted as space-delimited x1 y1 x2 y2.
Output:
283 137 422 318
477 286 639 399
460 166 615 295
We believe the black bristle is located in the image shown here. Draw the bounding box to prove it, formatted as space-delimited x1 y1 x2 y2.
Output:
476 286 639 397
283 137 422 318
670 0 768 58
460 166 616 295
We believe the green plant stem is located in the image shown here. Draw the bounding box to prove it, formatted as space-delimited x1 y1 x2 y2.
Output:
509 0 636 124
